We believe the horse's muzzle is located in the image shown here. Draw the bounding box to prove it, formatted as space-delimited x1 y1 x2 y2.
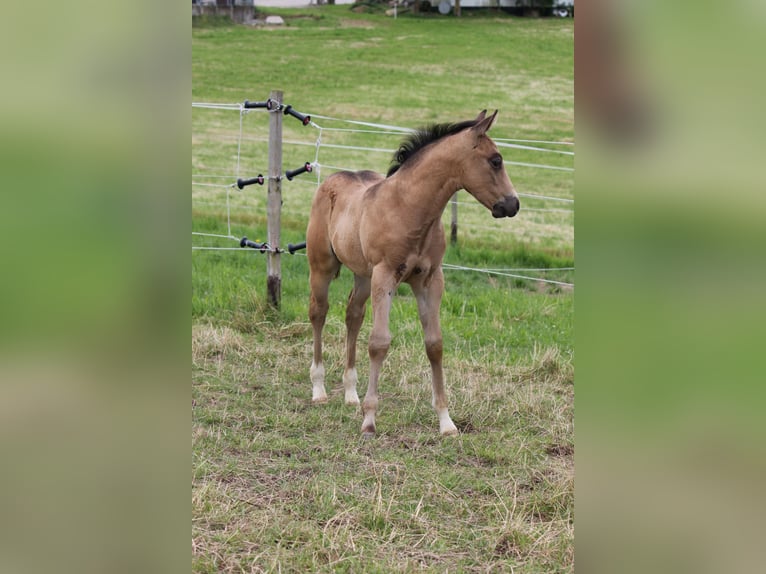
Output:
492 195 520 218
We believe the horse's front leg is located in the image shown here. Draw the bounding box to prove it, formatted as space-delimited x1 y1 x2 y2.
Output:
361 268 396 437
413 269 458 436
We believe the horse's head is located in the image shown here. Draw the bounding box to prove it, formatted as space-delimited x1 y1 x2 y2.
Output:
460 110 520 218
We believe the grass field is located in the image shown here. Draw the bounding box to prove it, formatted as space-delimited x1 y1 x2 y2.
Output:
193 6 573 572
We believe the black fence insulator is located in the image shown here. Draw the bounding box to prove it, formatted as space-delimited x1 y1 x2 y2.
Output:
236 174 265 189
287 241 307 254
285 162 313 181
240 237 269 252
243 99 279 111
243 100 268 109
283 105 311 126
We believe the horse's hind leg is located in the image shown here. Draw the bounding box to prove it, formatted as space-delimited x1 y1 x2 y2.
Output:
308 257 340 404
343 274 371 406
412 269 458 436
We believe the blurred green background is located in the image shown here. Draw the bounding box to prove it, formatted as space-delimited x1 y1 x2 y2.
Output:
576 1 766 573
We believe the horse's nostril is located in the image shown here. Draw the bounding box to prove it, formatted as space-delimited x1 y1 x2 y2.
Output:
493 196 519 217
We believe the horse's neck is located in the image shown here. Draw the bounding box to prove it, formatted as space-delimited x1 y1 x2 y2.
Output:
395 146 462 220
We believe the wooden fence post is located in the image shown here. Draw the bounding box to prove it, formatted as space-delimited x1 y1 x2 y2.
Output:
267 89 283 309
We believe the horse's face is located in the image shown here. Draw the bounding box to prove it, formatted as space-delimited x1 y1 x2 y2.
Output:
461 110 520 218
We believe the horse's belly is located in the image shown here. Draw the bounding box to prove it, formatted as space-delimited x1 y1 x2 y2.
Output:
330 225 371 277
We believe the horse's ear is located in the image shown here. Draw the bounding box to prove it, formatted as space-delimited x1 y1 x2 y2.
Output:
472 109 498 137
475 109 487 122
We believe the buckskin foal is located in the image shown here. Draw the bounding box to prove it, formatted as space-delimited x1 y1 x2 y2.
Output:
306 110 519 436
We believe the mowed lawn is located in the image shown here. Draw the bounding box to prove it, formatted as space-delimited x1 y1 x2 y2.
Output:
193 7 573 572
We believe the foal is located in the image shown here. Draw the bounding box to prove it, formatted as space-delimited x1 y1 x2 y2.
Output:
306 110 519 436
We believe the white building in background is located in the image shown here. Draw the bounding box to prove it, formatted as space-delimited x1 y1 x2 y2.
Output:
428 0 573 17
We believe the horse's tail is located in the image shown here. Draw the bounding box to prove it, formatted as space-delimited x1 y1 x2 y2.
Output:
306 176 338 271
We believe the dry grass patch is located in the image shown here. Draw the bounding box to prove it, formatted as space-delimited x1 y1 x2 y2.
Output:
193 323 573 572
192 324 248 368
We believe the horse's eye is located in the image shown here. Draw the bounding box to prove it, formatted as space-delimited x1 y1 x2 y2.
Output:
490 155 503 169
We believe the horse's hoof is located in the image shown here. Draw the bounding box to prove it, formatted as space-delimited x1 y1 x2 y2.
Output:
345 390 360 406
441 427 459 437
312 396 328 405
361 423 376 439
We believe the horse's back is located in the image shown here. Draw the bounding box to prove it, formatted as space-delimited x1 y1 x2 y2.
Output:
322 170 382 194
311 170 383 215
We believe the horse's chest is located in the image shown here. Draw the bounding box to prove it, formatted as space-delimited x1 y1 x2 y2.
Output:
385 221 445 281
396 258 432 283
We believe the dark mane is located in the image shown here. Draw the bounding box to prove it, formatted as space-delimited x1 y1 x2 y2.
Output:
386 119 478 177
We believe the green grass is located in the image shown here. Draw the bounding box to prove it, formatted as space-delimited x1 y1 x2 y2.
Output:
193 7 573 572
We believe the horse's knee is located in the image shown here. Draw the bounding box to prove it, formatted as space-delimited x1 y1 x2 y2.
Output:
425 337 443 363
309 297 329 324
369 332 391 359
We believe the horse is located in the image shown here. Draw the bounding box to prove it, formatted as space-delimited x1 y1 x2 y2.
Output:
305 110 519 437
